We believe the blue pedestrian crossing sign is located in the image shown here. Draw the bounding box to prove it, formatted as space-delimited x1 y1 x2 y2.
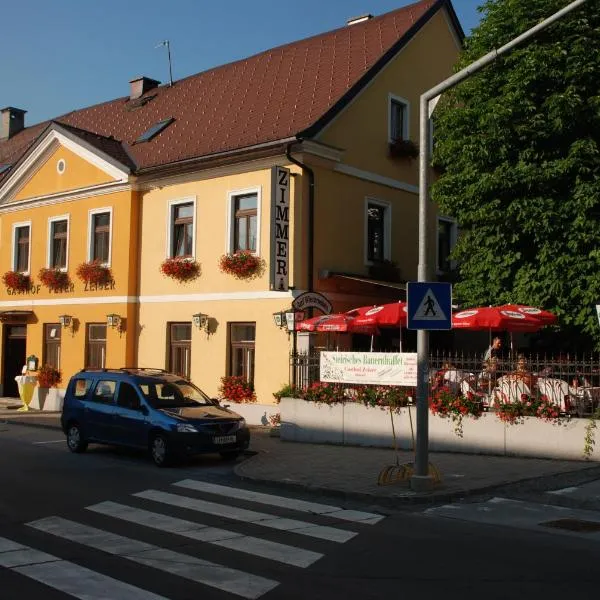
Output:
407 282 452 330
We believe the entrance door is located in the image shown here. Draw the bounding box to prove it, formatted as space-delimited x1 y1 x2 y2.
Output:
2 325 27 397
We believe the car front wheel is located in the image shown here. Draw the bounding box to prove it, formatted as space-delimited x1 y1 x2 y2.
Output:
150 434 171 467
66 423 88 454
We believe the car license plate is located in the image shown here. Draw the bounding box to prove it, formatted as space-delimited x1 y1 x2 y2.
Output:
213 435 236 445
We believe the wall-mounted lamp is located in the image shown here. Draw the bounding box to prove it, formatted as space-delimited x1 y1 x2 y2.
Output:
106 313 122 329
273 308 305 332
192 312 210 332
59 314 73 329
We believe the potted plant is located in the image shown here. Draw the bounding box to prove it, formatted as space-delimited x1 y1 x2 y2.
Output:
388 138 419 159
218 375 257 403
2 271 31 292
160 257 201 282
38 267 70 291
268 412 281 436
76 259 112 285
219 251 265 280
36 364 62 388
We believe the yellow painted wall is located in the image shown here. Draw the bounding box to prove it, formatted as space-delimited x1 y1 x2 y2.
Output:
137 298 292 404
317 9 461 185
13 144 115 201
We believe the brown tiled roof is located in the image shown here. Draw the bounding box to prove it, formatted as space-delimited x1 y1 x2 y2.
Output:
0 0 456 182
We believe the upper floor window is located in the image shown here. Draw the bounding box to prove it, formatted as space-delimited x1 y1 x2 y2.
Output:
49 217 68 270
12 222 31 273
167 198 196 259
171 202 194 257
437 217 457 273
389 95 409 142
365 199 391 263
88 209 112 265
227 188 260 254
234 193 257 252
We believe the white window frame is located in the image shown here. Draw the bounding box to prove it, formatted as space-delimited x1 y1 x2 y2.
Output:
364 197 392 265
87 207 113 266
436 216 458 274
388 93 410 143
47 214 70 271
12 220 32 275
165 196 197 259
225 187 262 255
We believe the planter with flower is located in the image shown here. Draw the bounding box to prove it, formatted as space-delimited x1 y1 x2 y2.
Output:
388 138 419 160
2 271 31 293
39 267 71 292
268 412 281 436
160 257 201 282
495 394 563 426
219 251 265 280
429 386 485 437
76 260 112 286
36 365 62 388
219 375 256 404
28 364 64 411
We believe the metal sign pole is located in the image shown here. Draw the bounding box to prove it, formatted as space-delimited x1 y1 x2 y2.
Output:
411 0 588 491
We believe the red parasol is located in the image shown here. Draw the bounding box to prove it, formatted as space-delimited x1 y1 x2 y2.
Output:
295 313 377 334
452 306 546 332
495 304 557 326
349 302 408 328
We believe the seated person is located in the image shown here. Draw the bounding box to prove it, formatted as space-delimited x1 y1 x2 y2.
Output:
478 356 499 389
508 355 537 388
571 371 592 389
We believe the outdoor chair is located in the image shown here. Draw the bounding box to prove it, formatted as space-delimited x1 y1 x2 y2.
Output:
493 376 531 405
536 377 577 414
460 378 493 409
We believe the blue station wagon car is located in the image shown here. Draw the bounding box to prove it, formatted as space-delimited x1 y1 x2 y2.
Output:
61 368 250 466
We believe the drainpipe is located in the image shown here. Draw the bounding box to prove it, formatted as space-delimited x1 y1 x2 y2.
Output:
286 142 314 294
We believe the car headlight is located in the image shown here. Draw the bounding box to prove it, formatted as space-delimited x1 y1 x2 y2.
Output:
238 419 246 429
176 423 198 433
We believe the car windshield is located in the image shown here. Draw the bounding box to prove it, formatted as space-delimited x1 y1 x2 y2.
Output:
138 380 215 408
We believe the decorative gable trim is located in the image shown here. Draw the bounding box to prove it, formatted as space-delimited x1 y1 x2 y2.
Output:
0 124 131 205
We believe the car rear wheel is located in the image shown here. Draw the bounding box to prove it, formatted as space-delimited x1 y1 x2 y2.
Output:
220 450 242 460
66 423 88 454
150 434 171 467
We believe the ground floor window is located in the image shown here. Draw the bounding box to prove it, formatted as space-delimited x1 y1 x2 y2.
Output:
86 323 107 368
168 322 191 378
229 323 255 385
43 323 61 370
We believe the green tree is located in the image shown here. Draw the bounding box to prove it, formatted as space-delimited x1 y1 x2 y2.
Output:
433 0 600 350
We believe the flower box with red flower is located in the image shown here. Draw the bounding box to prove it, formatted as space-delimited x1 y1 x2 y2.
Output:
2 271 31 292
160 257 200 282
388 138 419 159
38 267 71 291
76 260 112 285
219 375 256 403
219 251 265 280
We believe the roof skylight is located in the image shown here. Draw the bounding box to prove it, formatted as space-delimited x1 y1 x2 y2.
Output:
135 117 174 143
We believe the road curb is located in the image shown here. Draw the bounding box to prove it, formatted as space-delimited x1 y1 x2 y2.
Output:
1 417 62 431
234 455 600 508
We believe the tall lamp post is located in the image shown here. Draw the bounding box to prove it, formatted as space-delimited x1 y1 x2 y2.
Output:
412 0 588 492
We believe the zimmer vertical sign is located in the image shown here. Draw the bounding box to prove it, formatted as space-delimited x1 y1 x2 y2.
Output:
270 166 290 291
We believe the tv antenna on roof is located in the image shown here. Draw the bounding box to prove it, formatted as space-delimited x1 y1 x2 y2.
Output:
155 40 173 87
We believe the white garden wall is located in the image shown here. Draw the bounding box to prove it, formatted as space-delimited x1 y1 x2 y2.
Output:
279 397 598 462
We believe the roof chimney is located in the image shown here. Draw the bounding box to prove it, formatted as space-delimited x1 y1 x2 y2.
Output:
129 77 161 100
346 14 373 26
1 107 27 140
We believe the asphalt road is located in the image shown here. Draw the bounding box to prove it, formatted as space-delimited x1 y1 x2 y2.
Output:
1 423 600 600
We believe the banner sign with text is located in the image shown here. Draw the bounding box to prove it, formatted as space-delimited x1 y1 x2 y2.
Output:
320 352 417 386
270 166 290 291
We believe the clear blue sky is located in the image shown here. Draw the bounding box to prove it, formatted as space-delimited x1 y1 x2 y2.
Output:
2 0 484 126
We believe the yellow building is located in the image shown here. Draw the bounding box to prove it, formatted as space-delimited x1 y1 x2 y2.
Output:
0 0 462 403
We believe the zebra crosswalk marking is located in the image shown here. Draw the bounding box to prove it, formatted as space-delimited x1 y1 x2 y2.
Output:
27 516 279 599
0 536 169 600
173 479 384 525
134 489 357 543
87 500 323 568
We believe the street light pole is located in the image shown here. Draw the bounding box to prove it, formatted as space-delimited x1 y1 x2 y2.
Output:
411 0 588 491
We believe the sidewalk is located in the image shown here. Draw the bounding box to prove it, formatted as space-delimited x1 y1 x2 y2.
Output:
2 407 600 505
